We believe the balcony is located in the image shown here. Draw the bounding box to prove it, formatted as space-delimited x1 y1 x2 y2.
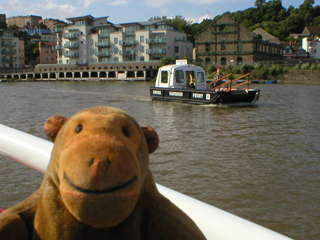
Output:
1 42 16 47
146 49 166 55
99 32 110 38
119 40 137 46
96 51 111 57
64 42 79 49
64 33 80 39
1 49 16 55
146 38 166 44
120 50 137 56
2 57 14 62
64 51 79 58
125 31 135 36
95 42 111 48
52 45 63 51
53 28 63 33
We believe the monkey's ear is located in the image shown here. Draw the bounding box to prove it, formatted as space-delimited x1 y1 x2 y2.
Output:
43 115 68 142
141 127 159 154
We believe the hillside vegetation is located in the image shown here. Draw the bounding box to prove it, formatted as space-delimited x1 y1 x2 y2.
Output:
150 0 320 43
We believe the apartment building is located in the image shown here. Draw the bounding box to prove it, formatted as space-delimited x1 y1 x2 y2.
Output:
195 15 283 65
53 15 193 65
0 30 25 69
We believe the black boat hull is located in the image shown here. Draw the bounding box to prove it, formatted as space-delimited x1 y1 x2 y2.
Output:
150 87 259 105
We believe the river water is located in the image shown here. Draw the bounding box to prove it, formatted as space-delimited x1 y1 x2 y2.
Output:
0 81 319 240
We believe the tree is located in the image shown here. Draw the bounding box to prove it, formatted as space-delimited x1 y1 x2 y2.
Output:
254 0 266 8
25 42 40 65
7 24 19 30
148 16 168 21
298 0 315 25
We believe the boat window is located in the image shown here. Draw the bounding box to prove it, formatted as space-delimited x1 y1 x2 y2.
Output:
197 72 205 83
186 71 195 87
175 70 184 83
161 70 168 83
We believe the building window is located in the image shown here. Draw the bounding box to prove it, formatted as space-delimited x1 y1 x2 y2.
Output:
221 41 226 50
140 56 144 61
140 36 144 43
205 43 210 52
221 57 227 65
140 46 144 53
219 25 226 32
114 38 118 44
175 46 179 53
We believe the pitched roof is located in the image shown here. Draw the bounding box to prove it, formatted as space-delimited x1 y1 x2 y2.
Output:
305 26 320 34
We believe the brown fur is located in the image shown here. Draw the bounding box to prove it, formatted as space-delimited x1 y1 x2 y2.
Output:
0 106 206 240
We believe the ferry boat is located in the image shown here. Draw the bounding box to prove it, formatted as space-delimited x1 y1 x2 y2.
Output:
150 60 260 105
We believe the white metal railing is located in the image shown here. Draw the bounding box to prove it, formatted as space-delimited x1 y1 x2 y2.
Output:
0 124 293 240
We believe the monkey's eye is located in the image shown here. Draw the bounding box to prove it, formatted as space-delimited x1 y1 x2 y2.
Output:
76 124 83 133
122 127 130 138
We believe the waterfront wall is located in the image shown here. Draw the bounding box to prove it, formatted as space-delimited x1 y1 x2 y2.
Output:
282 70 320 84
0 62 160 81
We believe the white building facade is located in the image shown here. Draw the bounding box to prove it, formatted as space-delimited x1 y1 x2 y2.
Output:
303 37 320 59
0 30 24 69
53 15 193 65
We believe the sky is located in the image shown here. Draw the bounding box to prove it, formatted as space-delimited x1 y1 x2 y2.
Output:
0 0 319 24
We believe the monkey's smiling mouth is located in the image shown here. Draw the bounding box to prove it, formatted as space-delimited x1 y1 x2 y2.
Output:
64 172 138 195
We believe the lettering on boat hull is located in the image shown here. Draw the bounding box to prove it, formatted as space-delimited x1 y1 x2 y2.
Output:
152 90 162 95
192 93 204 99
169 91 183 97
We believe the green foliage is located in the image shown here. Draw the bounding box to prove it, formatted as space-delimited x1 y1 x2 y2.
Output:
7 24 19 30
225 64 234 73
217 63 288 80
206 65 217 74
301 62 310 70
25 42 40 65
269 64 282 77
240 63 254 74
232 66 241 74
160 57 177 66
310 63 317 70
294 63 301 70
254 62 262 70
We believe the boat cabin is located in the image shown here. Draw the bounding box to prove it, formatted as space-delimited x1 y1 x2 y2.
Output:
155 62 207 90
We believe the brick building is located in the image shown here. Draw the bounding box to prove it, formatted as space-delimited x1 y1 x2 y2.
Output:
6 15 42 28
195 15 283 65
39 41 57 64
40 18 67 32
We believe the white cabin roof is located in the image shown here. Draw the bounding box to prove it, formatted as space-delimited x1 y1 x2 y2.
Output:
155 64 207 90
